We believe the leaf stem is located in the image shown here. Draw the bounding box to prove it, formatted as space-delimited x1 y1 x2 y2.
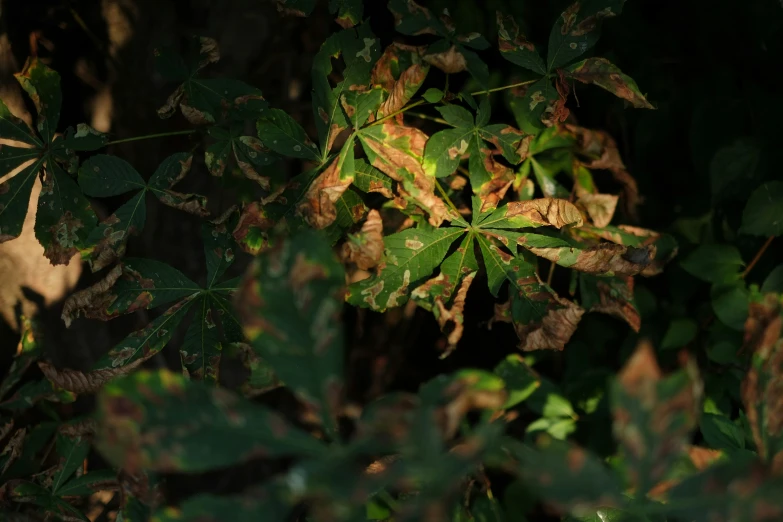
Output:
368 100 426 127
407 111 449 125
742 236 774 279
471 79 539 96
435 179 461 218
106 129 197 146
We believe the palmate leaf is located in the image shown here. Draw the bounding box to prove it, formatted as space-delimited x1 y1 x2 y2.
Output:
0 60 106 255
506 77 560 135
94 370 327 474
180 295 222 383
5 480 88 521
50 433 90 495
55 469 117 498
235 229 346 435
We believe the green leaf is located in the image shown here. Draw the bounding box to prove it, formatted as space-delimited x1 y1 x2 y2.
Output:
680 244 744 284
147 152 192 192
352 158 394 196
14 57 62 144
762 264 783 293
497 12 546 75
205 125 277 186
423 88 444 103
710 140 762 203
347 227 465 310
0 379 74 412
711 280 749 331
494 355 541 409
236 230 346 434
95 369 327 473
423 127 473 178
476 232 535 297
56 469 117 497
61 123 108 151
153 492 289 522
341 87 384 129
546 0 625 71
388 0 447 36
202 213 238 288
6 480 88 521
565 58 653 109
0 96 40 146
0 317 41 400
661 318 698 350
51 433 91 494
256 108 320 161
700 413 745 451
36 159 97 264
324 188 368 245
507 77 559 134
180 296 222 383
78 155 146 197
330 0 363 28
0 160 42 243
83 191 147 272
740 181 783 237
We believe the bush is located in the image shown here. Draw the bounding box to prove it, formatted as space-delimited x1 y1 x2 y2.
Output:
1 0 782 520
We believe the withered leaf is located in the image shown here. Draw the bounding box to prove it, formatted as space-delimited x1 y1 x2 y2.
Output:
341 209 384 270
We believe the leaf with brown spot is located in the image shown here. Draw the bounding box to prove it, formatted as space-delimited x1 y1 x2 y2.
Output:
95 369 327 474
1 428 26 475
566 57 654 109
359 122 451 226
378 64 429 118
546 0 625 70
741 293 783 473
611 340 701 496
233 201 276 255
235 230 346 435
479 198 584 230
580 274 640 331
577 193 618 228
497 12 546 75
297 141 355 229
342 209 384 270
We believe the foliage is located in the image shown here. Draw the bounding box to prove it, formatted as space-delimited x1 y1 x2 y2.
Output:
1 0 782 520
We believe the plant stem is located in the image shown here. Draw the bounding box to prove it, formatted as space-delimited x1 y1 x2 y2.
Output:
435 179 461 218
407 111 449 125
471 79 539 96
106 129 197 146
742 236 774 279
368 99 426 127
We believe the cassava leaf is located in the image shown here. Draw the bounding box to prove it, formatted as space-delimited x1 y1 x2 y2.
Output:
347 227 465 311
78 155 145 197
5 480 88 521
565 58 653 109
235 230 346 434
95 369 327 473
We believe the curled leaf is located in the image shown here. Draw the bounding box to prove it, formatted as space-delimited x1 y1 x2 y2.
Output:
378 63 429 118
342 209 384 270
423 44 467 74
580 275 640 332
577 193 618 228
566 57 654 109
490 198 584 229
528 242 656 276
61 265 124 328
516 298 584 352
434 271 476 353
38 357 143 394
233 201 276 255
297 153 354 229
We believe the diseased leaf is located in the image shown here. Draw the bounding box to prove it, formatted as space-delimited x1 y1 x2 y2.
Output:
84 191 147 272
479 198 583 230
297 143 356 229
235 230 346 433
14 57 62 144
579 275 640 331
205 126 277 187
180 296 222 383
352 158 394 198
203 210 239 288
347 227 465 311
546 0 625 71
611 340 701 496
6 480 88 521
342 209 384 270
342 87 385 128
359 122 452 226
741 293 783 472
740 181 783 237
497 12 546 75
330 0 363 28
256 108 320 161
276 0 316 17
0 159 41 244
56 469 118 498
78 155 145 197
95 369 327 473
0 317 42 400
566 58 653 109
146 153 209 217
324 187 368 245
507 78 559 134
378 64 428 118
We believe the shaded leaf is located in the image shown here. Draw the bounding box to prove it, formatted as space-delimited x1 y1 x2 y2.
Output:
56 469 118 498
711 280 749 331
342 209 384 269
83 191 146 272
5 480 88 521
741 181 783 237
330 0 363 28
153 491 289 522
78 155 145 197
94 369 327 474
51 434 90 494
546 0 625 71
681 244 744 284
581 275 638 333
235 230 346 433
565 58 653 109
479 198 583 230
180 296 222 383
0 317 42 400
497 12 546 75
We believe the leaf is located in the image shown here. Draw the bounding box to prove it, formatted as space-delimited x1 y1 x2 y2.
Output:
0 159 41 243
359 122 451 226
577 193 618 228
497 12 546 75
579 275 640 331
202 211 238 288
180 296 222 383
661 318 698 350
711 281 749 331
546 0 625 71
330 0 364 28
147 153 210 217
342 87 385 128
762 264 783 293
297 145 356 229
277 0 316 17
5 480 88 521
235 230 346 433
741 181 783 237
352 158 394 198
94 369 327 474
0 317 42 400
565 58 653 109
153 491 289 522
611 340 700 496
78 155 145 197
43 296 197 393
507 77 559 134
14 57 62 143
377 64 428 118
0 96 39 146
56 469 118 497
205 126 277 188
479 198 584 230
51 433 91 494
700 413 745 451
324 187 368 245
256 108 320 161
347 227 465 311
740 293 783 472
710 139 762 203
680 244 744 284
342 209 384 269
84 192 147 272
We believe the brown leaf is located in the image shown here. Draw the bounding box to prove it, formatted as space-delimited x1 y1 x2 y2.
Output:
741 294 783 470
566 124 640 221
157 189 210 217
342 210 384 270
423 45 467 74
1 428 25 474
38 359 147 394
439 374 507 439
540 243 655 276
61 264 124 328
687 445 723 471
379 64 429 118
589 276 641 332
506 198 584 229
297 156 354 229
577 193 618 228
476 148 515 212
233 201 276 255
434 272 476 354
566 57 654 109
618 339 662 389
517 301 584 352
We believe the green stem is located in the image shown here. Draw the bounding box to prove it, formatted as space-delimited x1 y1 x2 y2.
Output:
435 179 461 218
471 78 539 96
368 99 427 127
407 111 449 125
106 129 197 146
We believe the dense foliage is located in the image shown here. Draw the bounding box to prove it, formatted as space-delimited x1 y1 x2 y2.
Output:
1 0 782 520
